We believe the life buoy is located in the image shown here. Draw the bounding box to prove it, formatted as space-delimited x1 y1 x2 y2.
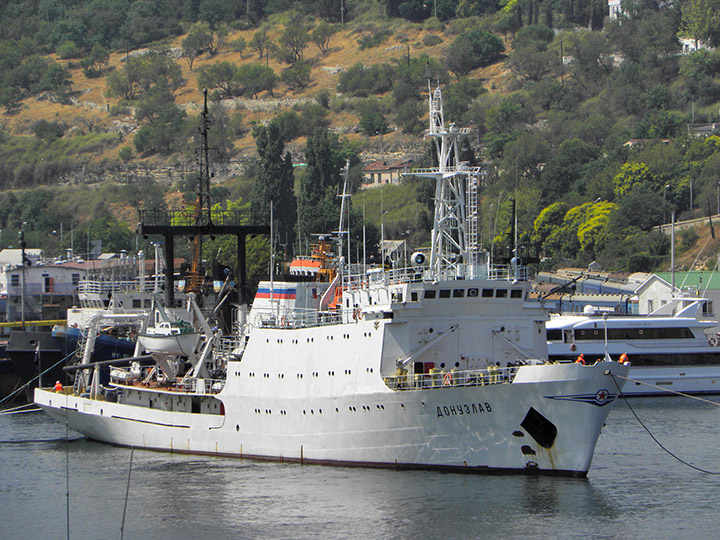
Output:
709 337 717 347
442 372 452 386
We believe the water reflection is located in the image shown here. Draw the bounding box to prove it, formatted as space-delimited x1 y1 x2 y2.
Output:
3 397 720 540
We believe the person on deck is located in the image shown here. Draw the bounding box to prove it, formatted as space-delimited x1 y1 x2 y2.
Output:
575 353 585 365
619 353 629 364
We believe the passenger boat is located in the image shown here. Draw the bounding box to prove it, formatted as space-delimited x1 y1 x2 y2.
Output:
546 298 720 395
34 87 628 477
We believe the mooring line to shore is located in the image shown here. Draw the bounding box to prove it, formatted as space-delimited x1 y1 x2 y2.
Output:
120 447 135 540
609 373 720 475
0 402 39 414
0 407 41 415
0 349 80 407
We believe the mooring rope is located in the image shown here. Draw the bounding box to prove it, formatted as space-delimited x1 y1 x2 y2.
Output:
0 349 80 407
609 373 720 475
120 447 134 540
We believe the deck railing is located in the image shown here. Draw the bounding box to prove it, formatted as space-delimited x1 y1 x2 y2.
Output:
384 366 519 391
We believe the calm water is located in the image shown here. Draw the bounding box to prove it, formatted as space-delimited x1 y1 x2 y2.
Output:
1 397 719 540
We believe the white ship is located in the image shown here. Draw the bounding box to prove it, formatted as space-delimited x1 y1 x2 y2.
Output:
34 87 628 477
547 298 720 396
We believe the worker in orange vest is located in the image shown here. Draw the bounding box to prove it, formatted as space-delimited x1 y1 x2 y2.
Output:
619 353 629 364
53 380 63 392
575 353 585 365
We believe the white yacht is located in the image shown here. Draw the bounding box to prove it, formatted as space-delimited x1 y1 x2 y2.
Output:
34 87 628 477
547 298 720 395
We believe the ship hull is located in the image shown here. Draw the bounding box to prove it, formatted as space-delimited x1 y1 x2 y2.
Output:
35 361 627 477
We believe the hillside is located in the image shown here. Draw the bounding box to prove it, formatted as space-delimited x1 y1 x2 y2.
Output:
4 16 504 172
2 0 720 278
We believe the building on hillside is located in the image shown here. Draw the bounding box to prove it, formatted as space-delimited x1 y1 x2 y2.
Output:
655 271 720 318
679 37 715 54
362 159 414 188
608 0 622 19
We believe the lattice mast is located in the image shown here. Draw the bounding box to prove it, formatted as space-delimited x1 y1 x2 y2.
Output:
413 85 481 278
186 90 213 294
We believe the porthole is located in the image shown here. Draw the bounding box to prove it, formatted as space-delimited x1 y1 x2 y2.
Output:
236 425 239 431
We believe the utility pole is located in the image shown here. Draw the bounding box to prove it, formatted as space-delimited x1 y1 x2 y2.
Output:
19 223 26 330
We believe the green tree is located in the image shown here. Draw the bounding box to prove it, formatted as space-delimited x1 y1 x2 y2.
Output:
680 0 720 47
182 21 213 69
359 99 388 136
279 17 310 63
252 123 297 251
539 138 599 202
445 28 505 78
532 202 569 253
271 110 301 142
311 20 336 54
80 43 109 78
612 162 657 197
197 61 240 97
250 28 271 58
106 51 184 100
297 128 346 240
236 63 276 97
281 60 312 91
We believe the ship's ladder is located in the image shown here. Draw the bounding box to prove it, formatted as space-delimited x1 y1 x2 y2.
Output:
465 172 479 265
74 329 88 363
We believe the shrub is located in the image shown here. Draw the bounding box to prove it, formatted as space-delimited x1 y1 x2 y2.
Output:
422 34 443 47
358 29 392 50
337 63 394 97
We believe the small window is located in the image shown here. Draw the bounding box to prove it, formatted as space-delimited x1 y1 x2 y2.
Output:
424 290 436 299
547 329 563 341
481 288 493 298
132 299 142 308
452 289 464 298
439 289 451 298
10 275 20 287
496 289 508 298
510 289 523 299
411 292 418 302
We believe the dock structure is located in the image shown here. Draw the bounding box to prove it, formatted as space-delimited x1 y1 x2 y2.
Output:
137 91 270 308
137 209 269 307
